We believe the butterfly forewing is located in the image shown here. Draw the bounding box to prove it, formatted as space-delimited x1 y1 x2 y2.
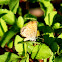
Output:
20 21 37 41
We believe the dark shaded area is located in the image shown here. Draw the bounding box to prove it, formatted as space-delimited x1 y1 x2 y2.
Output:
19 2 28 16
0 46 5 55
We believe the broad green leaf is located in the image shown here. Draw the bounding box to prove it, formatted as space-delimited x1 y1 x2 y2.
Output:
58 33 62 39
36 44 52 59
0 9 15 25
21 59 26 62
0 52 19 62
14 35 23 54
39 0 54 16
31 45 39 59
11 59 19 62
0 0 10 5
27 42 34 54
0 9 8 14
44 11 57 26
17 16 24 28
9 0 19 14
0 18 8 37
0 18 8 32
39 0 53 8
52 23 61 29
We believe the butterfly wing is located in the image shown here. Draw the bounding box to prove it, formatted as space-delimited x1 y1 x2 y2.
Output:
20 21 37 41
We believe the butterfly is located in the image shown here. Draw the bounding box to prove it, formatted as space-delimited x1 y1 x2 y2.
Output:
20 21 37 41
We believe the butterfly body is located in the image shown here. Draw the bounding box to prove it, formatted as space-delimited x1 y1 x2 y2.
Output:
20 21 37 41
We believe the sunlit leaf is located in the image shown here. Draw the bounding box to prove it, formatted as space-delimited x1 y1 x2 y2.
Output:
14 35 23 54
0 18 8 32
0 52 19 62
58 33 62 39
36 44 52 59
31 45 39 59
0 0 10 5
9 0 19 14
17 16 24 28
52 23 61 29
44 11 57 26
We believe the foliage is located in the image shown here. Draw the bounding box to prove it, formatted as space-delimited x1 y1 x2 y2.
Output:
0 0 62 62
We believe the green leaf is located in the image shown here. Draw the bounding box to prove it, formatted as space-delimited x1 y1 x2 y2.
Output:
49 52 54 62
39 0 53 8
21 54 29 62
0 18 8 32
52 22 61 29
24 14 37 22
27 42 34 54
42 26 54 37
9 0 19 14
0 18 8 37
58 33 62 39
0 9 15 25
20 59 26 62
26 54 29 62
44 11 57 26
42 26 53 33
53 14 62 24
0 25 20 47
31 45 39 59
38 22 45 31
18 7 22 16
0 0 10 5
50 42 58 52
14 35 23 54
0 27 3 36
7 40 13 48
0 52 20 62
36 44 52 59
17 16 24 28
43 35 54 46
39 0 54 16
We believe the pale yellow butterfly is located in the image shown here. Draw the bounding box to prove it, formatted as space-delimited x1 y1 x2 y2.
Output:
20 21 37 41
